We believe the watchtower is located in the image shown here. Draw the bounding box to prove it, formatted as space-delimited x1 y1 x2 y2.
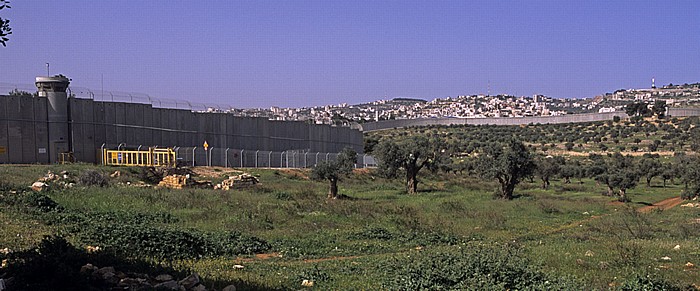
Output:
35 76 71 163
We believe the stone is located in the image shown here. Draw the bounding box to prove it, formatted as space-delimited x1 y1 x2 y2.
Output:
118 277 146 287
110 171 121 178
221 285 236 291
301 279 314 287
31 181 47 192
178 273 200 290
661 256 671 261
232 264 244 269
97 266 116 276
585 250 594 257
192 284 207 291
102 271 119 285
674 245 681 250
155 274 174 282
80 263 98 274
154 280 180 290
686 262 695 268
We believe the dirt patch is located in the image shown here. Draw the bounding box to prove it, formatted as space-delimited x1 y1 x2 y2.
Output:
190 167 242 178
638 196 684 213
233 253 281 263
276 169 310 180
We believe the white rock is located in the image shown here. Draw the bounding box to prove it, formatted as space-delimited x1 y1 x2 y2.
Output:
233 264 245 269
222 285 237 291
661 256 671 261
301 279 314 287
31 181 47 191
674 245 681 250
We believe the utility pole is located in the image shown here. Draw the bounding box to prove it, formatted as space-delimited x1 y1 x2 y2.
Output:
46 63 50 76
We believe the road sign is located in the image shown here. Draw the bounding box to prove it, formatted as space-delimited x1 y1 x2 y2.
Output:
203 141 209 151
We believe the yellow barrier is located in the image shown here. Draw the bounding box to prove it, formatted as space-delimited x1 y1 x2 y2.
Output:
59 152 75 164
102 148 176 167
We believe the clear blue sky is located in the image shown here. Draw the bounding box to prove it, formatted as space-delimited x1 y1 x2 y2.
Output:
1 0 699 108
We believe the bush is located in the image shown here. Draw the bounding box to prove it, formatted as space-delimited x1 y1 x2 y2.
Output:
139 166 163 184
618 273 688 291
79 170 109 187
382 244 580 290
24 192 62 212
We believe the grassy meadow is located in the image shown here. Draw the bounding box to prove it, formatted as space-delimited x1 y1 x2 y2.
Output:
1 161 699 290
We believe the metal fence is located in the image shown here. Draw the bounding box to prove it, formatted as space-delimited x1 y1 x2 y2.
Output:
101 146 377 168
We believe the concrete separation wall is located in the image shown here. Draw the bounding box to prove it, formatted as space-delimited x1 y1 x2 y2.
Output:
361 112 624 132
360 109 700 131
0 95 364 164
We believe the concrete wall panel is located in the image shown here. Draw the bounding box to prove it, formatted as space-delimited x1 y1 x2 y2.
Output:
6 96 22 163
18 96 36 163
0 96 8 163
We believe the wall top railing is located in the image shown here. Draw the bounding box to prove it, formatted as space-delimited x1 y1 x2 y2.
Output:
0 82 237 112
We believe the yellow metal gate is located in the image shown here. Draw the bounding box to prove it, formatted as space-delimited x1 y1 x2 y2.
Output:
102 147 176 167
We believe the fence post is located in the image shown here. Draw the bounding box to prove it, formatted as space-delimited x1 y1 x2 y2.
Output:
208 147 213 167
255 150 259 168
268 151 272 168
286 152 289 168
192 147 196 167
326 153 330 161
304 152 308 168
225 148 229 168
280 151 284 168
137 145 142 165
100 143 106 165
315 152 319 166
240 149 244 168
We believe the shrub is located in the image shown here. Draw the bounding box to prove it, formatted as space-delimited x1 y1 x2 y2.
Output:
23 192 62 212
382 244 580 290
618 273 688 291
79 170 109 187
139 166 163 184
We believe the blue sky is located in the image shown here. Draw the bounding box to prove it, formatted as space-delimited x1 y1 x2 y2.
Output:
0 0 699 108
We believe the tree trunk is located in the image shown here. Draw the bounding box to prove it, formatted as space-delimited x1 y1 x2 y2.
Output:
501 181 515 200
646 177 651 187
606 186 614 196
406 170 418 194
663 179 667 188
619 188 627 202
328 178 338 199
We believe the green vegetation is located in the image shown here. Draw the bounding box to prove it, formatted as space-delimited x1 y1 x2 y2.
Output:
0 161 698 290
0 0 10 47
1 117 700 289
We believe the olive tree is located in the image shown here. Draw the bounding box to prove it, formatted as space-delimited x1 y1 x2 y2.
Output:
476 139 535 200
591 153 640 202
0 0 11 47
311 147 357 199
374 136 446 194
534 155 561 189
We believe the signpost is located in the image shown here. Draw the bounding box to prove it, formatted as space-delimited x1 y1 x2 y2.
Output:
203 141 210 166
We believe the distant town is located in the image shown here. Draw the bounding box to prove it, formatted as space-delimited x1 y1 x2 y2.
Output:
206 82 700 126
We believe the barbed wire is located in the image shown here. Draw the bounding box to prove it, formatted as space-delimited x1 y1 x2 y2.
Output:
0 82 236 112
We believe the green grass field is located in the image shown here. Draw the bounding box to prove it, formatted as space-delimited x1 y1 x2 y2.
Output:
1 163 698 290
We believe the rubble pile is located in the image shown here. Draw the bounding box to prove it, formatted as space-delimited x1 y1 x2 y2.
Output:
78 264 236 291
214 174 259 190
30 171 76 192
157 174 194 189
157 174 212 189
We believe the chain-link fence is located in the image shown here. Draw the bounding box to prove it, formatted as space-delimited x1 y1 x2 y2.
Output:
101 146 376 168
